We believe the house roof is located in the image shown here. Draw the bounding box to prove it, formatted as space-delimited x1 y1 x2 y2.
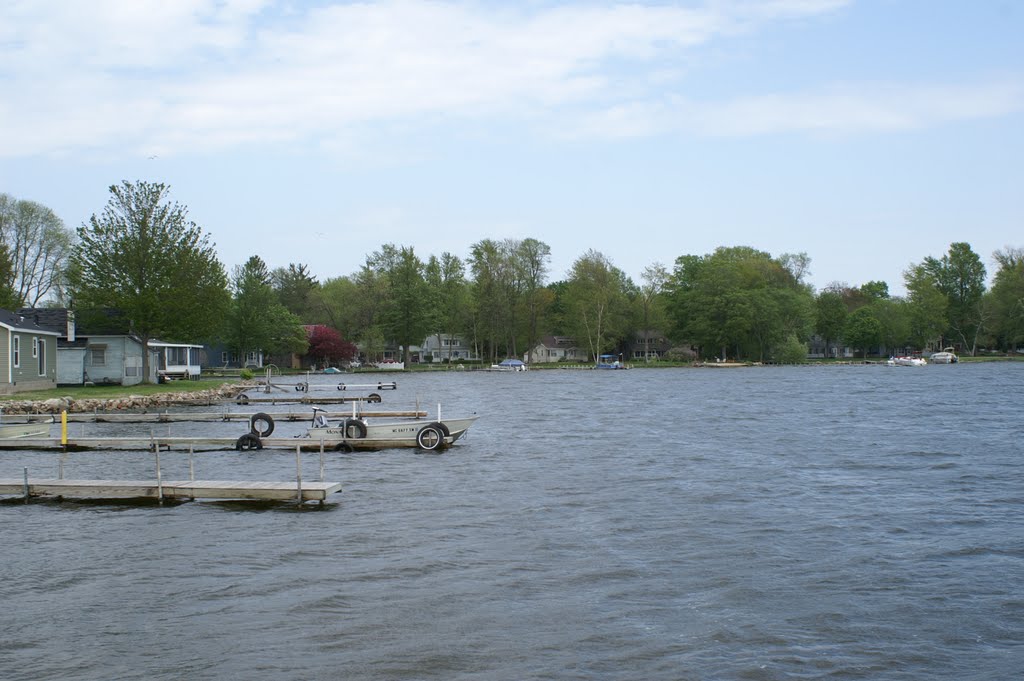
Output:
17 307 70 334
0 308 61 336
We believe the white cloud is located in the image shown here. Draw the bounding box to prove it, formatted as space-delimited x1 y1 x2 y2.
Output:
5 0 1019 158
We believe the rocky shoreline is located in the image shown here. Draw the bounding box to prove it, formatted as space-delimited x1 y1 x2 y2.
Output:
0 382 258 415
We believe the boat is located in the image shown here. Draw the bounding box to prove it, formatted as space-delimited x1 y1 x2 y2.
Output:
0 420 52 439
303 406 478 451
929 350 959 364
887 356 927 367
596 354 629 369
374 360 405 371
490 358 527 372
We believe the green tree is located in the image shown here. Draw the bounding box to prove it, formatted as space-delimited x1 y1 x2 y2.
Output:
0 194 76 306
224 255 307 365
518 238 552 364
904 264 949 350
815 290 847 357
989 247 1024 350
271 263 319 320
667 246 814 361
563 249 632 362
636 262 669 361
67 181 230 381
369 244 431 365
843 307 882 358
425 252 468 363
921 242 988 354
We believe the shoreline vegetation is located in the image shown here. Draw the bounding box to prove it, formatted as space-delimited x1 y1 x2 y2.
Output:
0 355 1020 412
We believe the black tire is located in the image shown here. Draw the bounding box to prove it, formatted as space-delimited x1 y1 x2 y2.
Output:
367 393 382 403
416 424 446 451
335 442 354 453
236 394 250 405
235 433 263 450
341 418 367 439
249 412 275 437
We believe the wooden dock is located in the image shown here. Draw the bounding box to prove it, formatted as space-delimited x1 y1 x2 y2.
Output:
3 410 427 425
0 477 342 502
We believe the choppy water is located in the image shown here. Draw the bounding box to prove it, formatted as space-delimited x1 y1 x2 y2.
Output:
1 363 1022 680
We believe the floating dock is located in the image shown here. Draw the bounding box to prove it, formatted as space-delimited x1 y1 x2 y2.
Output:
0 477 342 503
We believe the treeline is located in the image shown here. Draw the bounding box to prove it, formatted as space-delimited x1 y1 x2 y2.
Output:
2 182 1023 374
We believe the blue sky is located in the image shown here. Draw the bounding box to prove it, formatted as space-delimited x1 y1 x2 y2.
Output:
1 0 1021 295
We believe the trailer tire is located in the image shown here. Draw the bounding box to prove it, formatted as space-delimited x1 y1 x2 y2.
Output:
235 433 263 450
236 394 250 405
367 392 382 403
249 412 275 437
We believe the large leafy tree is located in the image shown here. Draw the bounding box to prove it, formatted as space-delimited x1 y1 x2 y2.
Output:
224 255 307 364
814 290 848 357
989 247 1024 350
904 264 949 349
425 252 468 363
0 194 76 306
562 249 632 362
369 244 431 365
844 306 882 358
920 242 988 354
67 180 230 381
271 263 319 320
667 246 813 361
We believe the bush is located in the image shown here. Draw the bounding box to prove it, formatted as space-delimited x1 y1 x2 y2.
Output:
239 368 254 380
773 336 808 364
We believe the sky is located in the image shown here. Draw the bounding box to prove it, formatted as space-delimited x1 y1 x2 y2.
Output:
1 0 1021 295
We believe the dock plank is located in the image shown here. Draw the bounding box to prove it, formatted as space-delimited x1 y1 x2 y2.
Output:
0 478 342 502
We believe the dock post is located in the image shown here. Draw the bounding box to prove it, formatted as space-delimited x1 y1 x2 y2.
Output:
61 410 68 447
319 440 325 482
58 449 65 480
295 444 303 505
188 444 195 481
23 467 29 503
155 449 163 502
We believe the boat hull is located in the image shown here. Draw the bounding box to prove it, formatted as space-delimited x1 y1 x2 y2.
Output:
0 422 52 439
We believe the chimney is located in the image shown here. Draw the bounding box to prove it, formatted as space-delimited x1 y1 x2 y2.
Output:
67 310 76 342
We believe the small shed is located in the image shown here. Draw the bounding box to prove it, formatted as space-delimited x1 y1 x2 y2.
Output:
150 340 205 380
0 309 60 394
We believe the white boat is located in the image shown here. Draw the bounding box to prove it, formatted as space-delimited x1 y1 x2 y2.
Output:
887 356 927 367
929 351 959 364
304 407 478 451
374 360 405 370
0 421 52 439
489 359 527 372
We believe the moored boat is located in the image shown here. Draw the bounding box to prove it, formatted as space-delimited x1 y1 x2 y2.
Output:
929 350 958 364
887 356 927 367
303 407 477 451
0 421 52 439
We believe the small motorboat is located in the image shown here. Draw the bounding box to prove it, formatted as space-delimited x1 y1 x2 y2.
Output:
887 356 927 367
303 405 477 451
929 350 959 364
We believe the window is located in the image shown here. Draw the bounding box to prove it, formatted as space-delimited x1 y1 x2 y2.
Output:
90 346 107 366
32 337 38 358
37 338 45 376
12 336 19 368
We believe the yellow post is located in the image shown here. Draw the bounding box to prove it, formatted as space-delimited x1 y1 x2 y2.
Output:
61 410 68 446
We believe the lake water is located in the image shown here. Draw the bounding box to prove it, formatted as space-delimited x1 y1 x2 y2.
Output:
1 363 1021 680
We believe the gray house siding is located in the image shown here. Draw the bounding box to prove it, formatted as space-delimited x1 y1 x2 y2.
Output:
1 327 59 394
